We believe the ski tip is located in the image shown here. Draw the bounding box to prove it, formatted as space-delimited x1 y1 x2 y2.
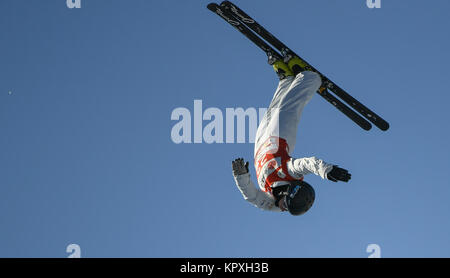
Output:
371 119 389 131
379 122 390 131
360 122 372 131
207 3 219 10
221 1 232 6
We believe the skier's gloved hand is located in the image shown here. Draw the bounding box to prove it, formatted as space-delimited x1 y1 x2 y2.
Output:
232 158 249 176
327 166 351 182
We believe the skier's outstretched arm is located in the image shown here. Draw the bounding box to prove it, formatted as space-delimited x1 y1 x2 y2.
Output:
288 157 351 182
232 158 281 212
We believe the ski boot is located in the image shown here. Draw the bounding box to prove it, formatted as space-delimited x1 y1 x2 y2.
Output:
281 49 308 76
268 52 293 80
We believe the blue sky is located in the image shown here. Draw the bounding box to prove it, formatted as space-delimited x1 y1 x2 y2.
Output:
1 0 450 258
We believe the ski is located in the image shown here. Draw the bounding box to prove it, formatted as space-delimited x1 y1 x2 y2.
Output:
220 1 389 131
207 3 372 131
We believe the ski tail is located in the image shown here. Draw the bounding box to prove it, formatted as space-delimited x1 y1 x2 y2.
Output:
207 2 372 131
221 1 389 131
318 87 372 131
324 82 390 131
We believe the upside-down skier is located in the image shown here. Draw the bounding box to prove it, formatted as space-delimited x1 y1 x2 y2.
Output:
207 1 388 216
232 56 352 216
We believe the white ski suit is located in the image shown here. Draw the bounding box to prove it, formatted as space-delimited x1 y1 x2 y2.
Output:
233 71 334 212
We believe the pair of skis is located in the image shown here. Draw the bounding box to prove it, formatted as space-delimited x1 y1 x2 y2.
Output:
207 1 389 131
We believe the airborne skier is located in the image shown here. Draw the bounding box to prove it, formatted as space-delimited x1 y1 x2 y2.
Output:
208 1 388 215
231 57 351 215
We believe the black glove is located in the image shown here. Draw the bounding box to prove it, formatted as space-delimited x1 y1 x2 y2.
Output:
327 166 351 182
232 158 249 176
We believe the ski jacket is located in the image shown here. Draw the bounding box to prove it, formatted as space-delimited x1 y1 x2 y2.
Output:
233 152 333 211
232 72 334 211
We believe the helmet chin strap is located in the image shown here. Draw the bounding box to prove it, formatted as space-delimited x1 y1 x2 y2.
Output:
280 196 289 211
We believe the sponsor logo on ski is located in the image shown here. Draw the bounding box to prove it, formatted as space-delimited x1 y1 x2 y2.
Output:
216 8 240 26
229 5 255 24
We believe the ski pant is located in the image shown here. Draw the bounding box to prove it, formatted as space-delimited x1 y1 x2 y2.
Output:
254 71 322 155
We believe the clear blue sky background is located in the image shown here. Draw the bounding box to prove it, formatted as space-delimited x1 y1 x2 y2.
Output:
1 0 449 258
